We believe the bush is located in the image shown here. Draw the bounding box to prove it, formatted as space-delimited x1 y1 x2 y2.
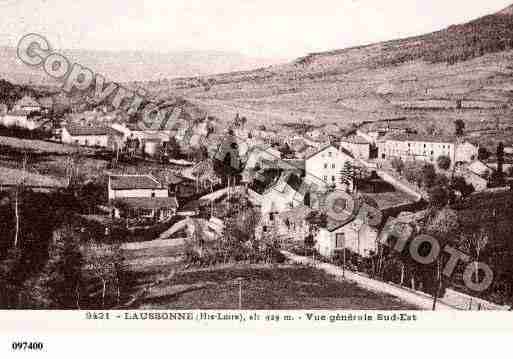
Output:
478 147 491 161
451 176 474 197
437 155 451 171
391 157 405 174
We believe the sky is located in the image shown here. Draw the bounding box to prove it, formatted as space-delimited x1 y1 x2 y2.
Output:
1 0 513 60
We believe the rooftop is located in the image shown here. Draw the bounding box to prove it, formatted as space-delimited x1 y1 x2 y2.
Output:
64 125 123 137
384 133 458 143
109 174 164 190
340 135 372 145
16 95 40 108
304 143 345 160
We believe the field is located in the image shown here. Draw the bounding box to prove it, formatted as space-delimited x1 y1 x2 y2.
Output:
121 9 513 141
121 239 417 310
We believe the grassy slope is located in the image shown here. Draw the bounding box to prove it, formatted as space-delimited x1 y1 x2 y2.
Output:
138 265 418 310
135 8 513 137
121 240 416 310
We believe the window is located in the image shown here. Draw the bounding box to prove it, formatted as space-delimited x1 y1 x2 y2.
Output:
331 176 335 182
328 152 332 157
323 175 328 181
269 213 274 221
335 233 345 249
331 164 336 169
151 192 156 198
324 163 328 169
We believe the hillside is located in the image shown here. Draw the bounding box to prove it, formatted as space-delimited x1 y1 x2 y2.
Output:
0 47 285 84
138 4 513 137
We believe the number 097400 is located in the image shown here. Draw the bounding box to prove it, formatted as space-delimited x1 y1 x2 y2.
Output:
11 342 44 351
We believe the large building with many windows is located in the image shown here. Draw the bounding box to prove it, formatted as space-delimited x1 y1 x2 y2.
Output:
378 134 478 167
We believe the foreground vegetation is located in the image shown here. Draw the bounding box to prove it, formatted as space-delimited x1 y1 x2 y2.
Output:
134 265 417 310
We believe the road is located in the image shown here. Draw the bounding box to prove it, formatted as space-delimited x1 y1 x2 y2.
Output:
282 250 457 310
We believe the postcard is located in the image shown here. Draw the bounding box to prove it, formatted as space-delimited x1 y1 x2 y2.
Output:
1 0 513 355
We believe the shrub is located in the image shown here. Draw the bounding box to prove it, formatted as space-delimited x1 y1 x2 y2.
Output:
437 155 451 171
390 157 405 174
478 147 491 161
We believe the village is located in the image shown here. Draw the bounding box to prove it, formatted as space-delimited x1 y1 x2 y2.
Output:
1 89 513 311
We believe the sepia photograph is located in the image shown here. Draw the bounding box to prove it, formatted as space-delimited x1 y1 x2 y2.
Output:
1 0 513 319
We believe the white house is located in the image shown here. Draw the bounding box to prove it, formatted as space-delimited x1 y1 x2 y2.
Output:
378 134 478 168
259 172 306 217
455 141 479 164
61 125 124 149
244 145 282 169
304 144 355 191
108 174 168 200
1 111 47 130
108 174 177 221
13 95 42 113
339 134 372 160
314 201 380 258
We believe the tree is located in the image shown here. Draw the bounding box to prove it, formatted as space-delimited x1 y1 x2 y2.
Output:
165 137 181 159
497 142 505 176
428 185 452 208
454 119 465 136
82 240 125 308
478 147 491 161
450 176 474 198
403 162 424 186
424 208 460 309
391 157 405 175
436 155 451 171
278 142 295 159
35 226 84 309
459 224 489 284
340 161 354 189
421 163 437 188
425 124 437 136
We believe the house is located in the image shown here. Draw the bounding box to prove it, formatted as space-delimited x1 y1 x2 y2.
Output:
275 205 313 242
108 174 177 221
260 172 306 217
108 174 169 200
454 165 488 192
378 134 478 168
167 173 196 198
314 196 380 258
339 135 372 159
378 133 456 164
0 110 47 130
455 141 479 163
61 125 124 149
115 197 179 221
13 95 41 113
467 160 493 177
304 144 355 191
244 145 281 169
